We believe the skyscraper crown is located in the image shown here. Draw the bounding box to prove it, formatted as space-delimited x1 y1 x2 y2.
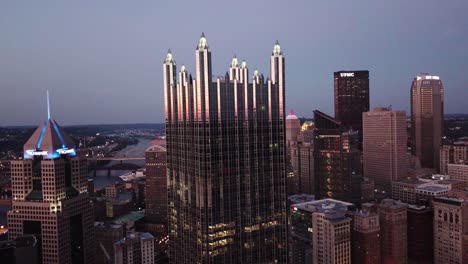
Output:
197 32 209 50
23 92 76 159
164 49 175 64
273 40 282 56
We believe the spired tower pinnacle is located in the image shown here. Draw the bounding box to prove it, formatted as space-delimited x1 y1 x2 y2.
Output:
197 32 209 50
164 49 175 64
273 40 282 56
23 92 76 159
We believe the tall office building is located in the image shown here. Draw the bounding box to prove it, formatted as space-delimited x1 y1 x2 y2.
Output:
363 108 408 193
7 111 95 263
352 210 381 264
334 70 370 133
440 145 467 174
313 110 362 203
164 34 288 263
411 74 444 171
378 199 408 264
433 195 468 264
144 145 167 235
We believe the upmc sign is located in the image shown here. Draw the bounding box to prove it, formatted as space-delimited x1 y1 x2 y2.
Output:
340 72 354 77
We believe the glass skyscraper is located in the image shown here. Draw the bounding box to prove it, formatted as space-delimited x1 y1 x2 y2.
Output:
164 34 288 263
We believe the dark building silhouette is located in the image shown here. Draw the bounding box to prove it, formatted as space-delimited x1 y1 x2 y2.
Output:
313 110 362 203
334 70 370 134
164 34 288 263
411 74 444 171
144 145 167 236
407 205 433 264
352 210 381 264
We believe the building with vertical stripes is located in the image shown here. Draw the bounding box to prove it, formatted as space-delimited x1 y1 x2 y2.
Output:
164 34 288 263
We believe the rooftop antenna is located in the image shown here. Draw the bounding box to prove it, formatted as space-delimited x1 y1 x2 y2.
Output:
47 90 51 120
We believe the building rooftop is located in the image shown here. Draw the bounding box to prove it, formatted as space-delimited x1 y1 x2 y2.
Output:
433 196 465 206
286 109 298 120
140 232 154 240
380 199 407 209
113 211 145 224
94 221 122 229
292 198 354 216
288 194 315 205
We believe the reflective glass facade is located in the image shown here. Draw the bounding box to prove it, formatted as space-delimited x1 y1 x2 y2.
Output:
164 36 288 263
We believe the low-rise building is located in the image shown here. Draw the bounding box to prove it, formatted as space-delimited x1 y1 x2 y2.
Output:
114 232 155 264
290 199 354 264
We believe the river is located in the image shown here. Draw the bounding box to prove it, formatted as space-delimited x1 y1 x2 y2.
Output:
88 137 153 189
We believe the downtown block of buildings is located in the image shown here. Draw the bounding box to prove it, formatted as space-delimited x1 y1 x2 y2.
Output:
1 34 467 264
287 70 468 264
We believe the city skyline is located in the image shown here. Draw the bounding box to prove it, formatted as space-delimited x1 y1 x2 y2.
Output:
1 1 468 126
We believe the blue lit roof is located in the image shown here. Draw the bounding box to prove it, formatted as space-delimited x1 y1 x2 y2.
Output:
23 118 76 159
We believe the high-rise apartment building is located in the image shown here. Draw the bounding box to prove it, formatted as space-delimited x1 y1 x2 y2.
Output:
164 34 288 263
433 195 468 264
379 199 408 264
334 70 370 134
411 74 444 171
352 210 381 264
7 114 95 263
114 232 155 264
313 110 362 203
363 108 407 193
440 145 467 174
144 145 167 235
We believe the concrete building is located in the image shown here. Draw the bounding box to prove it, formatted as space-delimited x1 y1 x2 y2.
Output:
448 163 468 185
363 108 407 193
440 145 467 174
290 199 353 264
407 205 433 264
379 199 408 264
114 232 155 264
144 145 167 236
411 74 444 171
164 34 288 263
352 210 381 264
7 113 95 263
392 175 465 205
433 195 468 264
105 183 124 200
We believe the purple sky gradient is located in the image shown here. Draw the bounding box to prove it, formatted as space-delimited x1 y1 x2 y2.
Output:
1 0 467 126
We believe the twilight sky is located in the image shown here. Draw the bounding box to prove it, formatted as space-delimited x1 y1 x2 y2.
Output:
1 0 467 126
